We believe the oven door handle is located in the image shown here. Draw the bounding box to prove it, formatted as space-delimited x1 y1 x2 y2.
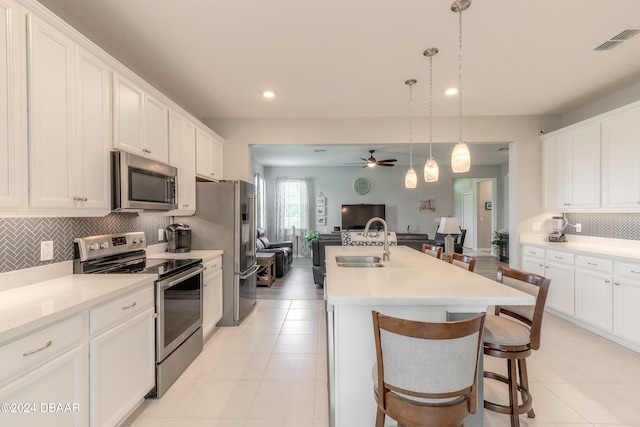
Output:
239 264 260 280
161 267 206 289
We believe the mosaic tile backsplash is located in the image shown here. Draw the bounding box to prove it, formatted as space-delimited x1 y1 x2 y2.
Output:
0 213 171 273
564 212 640 240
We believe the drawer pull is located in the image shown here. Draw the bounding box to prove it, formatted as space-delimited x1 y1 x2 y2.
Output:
587 262 598 266
529 251 537 255
554 256 564 259
631 270 640 274
122 301 137 311
23 340 52 356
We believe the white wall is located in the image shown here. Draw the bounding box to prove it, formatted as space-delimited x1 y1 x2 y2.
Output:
563 81 640 126
261 163 503 239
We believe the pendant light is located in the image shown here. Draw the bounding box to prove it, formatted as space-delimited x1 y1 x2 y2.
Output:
404 79 418 188
451 0 471 173
423 47 439 182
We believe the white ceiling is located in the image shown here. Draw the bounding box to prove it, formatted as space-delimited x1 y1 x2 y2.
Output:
38 0 640 167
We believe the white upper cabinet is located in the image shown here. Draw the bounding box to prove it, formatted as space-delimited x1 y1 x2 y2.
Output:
168 109 196 215
0 0 24 211
27 13 110 215
601 105 640 209
543 122 600 211
543 100 640 212
195 127 223 181
113 72 169 163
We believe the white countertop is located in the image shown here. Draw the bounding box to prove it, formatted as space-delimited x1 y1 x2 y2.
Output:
520 234 640 262
0 274 156 345
325 246 535 306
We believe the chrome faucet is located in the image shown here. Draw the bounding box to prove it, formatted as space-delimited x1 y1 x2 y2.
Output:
363 217 390 261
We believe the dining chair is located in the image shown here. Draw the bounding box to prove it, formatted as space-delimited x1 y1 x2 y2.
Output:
372 310 486 427
421 243 443 259
483 266 551 427
448 252 476 272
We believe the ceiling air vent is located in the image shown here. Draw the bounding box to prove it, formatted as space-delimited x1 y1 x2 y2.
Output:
594 28 640 51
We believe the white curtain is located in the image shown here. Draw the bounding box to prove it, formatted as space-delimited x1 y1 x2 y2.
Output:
275 177 287 241
275 177 311 256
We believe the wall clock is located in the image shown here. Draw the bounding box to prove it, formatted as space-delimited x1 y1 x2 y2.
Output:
353 177 371 195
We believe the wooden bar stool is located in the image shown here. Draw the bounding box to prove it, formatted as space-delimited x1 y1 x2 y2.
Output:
449 252 476 271
483 266 551 427
421 243 443 259
372 311 486 427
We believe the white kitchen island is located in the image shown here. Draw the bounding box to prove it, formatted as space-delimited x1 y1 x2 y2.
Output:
325 245 536 427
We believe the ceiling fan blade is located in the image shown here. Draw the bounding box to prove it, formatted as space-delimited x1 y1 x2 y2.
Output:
377 159 397 163
378 163 395 167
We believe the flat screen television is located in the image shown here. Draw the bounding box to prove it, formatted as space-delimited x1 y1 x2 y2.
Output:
341 204 386 230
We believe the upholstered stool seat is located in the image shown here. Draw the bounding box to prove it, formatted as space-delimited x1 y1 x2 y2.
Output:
483 315 531 347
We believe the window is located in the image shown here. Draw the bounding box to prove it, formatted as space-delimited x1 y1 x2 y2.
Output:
254 173 266 230
283 180 302 229
275 177 309 242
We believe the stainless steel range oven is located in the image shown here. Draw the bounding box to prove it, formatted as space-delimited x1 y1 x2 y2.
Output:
73 232 204 398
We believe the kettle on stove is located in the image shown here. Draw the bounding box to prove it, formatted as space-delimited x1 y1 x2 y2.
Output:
166 223 191 253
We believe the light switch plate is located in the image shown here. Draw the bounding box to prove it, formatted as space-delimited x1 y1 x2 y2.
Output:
576 223 582 233
158 229 165 241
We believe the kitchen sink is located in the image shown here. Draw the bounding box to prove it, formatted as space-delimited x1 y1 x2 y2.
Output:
335 255 384 268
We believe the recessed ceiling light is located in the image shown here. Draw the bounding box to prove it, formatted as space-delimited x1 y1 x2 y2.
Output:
445 88 458 95
263 91 275 98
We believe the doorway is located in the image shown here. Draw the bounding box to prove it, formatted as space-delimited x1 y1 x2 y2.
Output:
461 192 475 249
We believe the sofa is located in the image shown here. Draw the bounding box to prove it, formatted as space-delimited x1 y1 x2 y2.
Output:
311 232 430 286
256 228 293 278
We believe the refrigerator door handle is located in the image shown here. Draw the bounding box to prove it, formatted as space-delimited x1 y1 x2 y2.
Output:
248 193 257 257
239 263 260 280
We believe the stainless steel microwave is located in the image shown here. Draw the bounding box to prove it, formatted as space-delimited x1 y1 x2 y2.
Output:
111 151 178 211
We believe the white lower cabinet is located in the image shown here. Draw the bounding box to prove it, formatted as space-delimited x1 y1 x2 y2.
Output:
575 256 613 332
202 255 223 337
613 262 640 344
0 314 87 427
544 250 575 316
522 243 640 351
89 286 155 427
521 245 546 276
0 345 87 427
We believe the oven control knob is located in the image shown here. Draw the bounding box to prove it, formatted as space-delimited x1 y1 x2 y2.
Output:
99 242 108 249
89 243 99 251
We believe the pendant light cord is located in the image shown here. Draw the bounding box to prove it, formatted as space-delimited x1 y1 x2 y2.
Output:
409 81 414 168
429 54 433 157
458 8 464 143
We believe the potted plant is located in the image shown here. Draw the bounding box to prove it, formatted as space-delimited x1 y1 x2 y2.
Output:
305 230 319 250
491 229 506 256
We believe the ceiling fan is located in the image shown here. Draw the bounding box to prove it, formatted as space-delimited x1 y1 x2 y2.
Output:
347 150 397 168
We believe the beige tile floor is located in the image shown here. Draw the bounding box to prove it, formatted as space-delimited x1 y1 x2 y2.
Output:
124 256 640 427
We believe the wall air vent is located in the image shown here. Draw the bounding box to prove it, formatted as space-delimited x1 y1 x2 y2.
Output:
611 28 640 41
594 28 640 51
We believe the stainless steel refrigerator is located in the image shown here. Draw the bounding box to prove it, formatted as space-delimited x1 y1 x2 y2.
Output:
189 180 258 326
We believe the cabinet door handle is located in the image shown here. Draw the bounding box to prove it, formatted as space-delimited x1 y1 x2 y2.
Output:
23 340 52 356
615 282 621 286
588 262 597 266
631 270 640 275
122 301 137 311
604 280 610 284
